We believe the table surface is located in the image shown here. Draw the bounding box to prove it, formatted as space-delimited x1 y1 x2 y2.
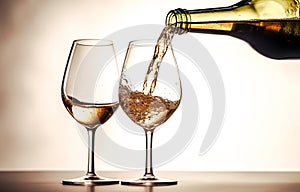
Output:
0 171 300 192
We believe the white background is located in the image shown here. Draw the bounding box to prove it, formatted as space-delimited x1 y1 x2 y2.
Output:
0 0 300 171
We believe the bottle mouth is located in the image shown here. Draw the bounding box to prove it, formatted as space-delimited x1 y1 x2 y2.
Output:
165 8 190 34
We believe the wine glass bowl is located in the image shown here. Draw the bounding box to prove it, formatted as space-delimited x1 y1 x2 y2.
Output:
61 39 119 185
119 39 181 186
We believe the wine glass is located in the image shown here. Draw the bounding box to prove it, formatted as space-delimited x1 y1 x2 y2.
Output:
119 39 181 186
61 39 119 185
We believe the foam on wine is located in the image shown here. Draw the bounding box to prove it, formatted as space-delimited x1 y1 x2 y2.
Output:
119 87 179 130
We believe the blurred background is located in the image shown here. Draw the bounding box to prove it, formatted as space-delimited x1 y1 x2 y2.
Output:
1 0 300 171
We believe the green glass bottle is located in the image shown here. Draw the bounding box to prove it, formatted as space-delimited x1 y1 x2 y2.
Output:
166 0 300 59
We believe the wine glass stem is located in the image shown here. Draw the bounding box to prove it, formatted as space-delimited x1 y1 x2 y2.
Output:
144 130 155 178
86 128 97 177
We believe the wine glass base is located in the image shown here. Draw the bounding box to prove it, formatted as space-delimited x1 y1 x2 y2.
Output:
121 177 177 186
62 175 119 185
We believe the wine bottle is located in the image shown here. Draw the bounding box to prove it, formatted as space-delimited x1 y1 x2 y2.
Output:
166 0 300 59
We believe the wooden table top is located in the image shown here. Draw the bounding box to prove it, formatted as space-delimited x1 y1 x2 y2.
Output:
0 171 300 192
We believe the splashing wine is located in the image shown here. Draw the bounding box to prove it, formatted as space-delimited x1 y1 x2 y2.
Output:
119 88 180 131
119 25 179 130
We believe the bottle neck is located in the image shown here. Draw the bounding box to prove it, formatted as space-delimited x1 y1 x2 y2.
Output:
166 8 236 34
165 1 251 33
166 8 191 34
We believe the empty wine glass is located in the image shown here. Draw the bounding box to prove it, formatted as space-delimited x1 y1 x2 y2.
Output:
119 39 181 186
61 39 119 185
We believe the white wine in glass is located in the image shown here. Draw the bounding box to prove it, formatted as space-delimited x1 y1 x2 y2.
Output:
61 39 119 185
119 39 181 186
